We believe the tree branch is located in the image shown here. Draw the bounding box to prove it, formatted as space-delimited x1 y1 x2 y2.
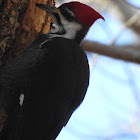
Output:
94 0 140 35
108 0 140 35
122 0 140 10
82 40 140 64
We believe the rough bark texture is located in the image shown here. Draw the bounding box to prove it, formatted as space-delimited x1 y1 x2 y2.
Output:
0 0 54 133
0 0 54 63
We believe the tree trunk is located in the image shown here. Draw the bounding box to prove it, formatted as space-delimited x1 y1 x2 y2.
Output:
0 0 54 133
0 0 54 63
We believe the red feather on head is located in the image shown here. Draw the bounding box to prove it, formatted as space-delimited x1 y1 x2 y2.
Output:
61 1 105 27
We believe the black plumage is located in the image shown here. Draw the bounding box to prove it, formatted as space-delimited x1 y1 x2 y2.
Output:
0 35 89 140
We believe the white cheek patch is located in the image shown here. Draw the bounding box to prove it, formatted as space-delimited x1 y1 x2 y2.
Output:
49 12 82 40
63 22 82 39
59 14 82 39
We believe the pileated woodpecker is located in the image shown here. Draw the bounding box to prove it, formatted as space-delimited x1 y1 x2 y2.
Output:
0 1 104 140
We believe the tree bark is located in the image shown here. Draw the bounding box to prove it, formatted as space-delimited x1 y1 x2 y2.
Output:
0 0 54 133
0 0 54 63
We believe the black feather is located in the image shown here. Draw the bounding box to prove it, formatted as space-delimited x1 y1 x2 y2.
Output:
0 36 89 140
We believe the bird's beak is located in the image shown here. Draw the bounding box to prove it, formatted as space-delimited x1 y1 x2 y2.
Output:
36 4 58 15
36 4 60 25
36 3 65 34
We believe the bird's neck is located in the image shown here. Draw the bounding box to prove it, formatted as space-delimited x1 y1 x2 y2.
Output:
74 25 89 44
49 25 89 45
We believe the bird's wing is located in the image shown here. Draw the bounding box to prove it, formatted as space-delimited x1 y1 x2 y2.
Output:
0 37 89 140
0 34 50 137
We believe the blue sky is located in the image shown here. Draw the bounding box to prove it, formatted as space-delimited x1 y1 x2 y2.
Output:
56 1 140 140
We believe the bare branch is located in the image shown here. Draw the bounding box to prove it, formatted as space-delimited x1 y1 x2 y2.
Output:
109 0 140 35
95 0 140 35
82 40 140 64
89 54 100 71
110 11 140 45
122 0 140 10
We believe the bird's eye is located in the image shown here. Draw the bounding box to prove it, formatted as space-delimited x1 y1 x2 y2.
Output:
50 22 59 33
50 22 55 29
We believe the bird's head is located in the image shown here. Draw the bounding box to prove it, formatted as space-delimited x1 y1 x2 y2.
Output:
36 1 104 44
